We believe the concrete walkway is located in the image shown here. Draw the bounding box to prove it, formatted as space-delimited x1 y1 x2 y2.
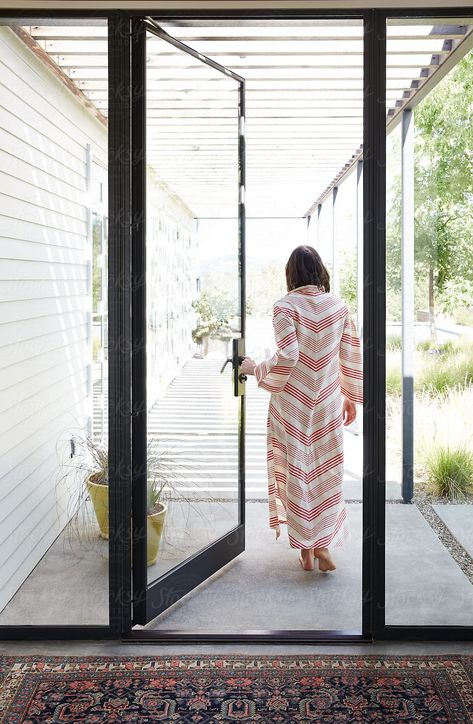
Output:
386 505 473 626
148 501 473 631
433 504 473 558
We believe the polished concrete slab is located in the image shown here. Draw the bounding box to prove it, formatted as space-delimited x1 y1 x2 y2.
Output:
2 500 473 631
433 504 473 557
0 505 109 626
386 505 473 626
146 504 363 632
144 502 473 632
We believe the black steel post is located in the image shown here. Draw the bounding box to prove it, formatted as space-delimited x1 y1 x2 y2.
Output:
362 9 387 641
130 18 148 626
108 11 133 636
401 108 415 504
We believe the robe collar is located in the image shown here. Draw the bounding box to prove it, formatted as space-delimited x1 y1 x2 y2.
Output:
288 284 326 297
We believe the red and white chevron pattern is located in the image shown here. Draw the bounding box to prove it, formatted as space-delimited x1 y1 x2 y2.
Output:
254 285 363 550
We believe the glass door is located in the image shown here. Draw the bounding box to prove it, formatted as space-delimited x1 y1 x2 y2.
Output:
130 18 246 626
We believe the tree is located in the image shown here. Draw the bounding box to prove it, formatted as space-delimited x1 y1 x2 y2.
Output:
414 52 473 341
386 51 473 340
246 261 287 318
191 289 236 343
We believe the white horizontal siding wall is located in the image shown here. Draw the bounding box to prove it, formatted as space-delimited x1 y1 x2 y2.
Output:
147 169 197 407
0 27 107 614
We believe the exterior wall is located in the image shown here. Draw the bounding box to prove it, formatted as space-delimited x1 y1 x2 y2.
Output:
147 168 198 407
0 26 107 613
0 26 198 613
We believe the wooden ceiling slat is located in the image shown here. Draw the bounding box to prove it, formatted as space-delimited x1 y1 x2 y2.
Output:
39 37 447 55
144 115 362 123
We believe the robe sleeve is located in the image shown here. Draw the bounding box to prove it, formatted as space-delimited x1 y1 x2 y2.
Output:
339 310 363 404
254 305 299 393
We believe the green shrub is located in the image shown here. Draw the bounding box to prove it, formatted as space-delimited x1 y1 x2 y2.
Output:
418 363 459 395
417 345 473 394
423 445 473 499
386 334 402 350
385 336 473 397
416 339 433 352
438 340 457 356
386 360 402 396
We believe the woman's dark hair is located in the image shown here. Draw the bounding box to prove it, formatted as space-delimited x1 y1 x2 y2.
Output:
285 245 330 293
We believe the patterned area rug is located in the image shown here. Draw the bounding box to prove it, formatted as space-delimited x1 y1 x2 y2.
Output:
1 654 472 722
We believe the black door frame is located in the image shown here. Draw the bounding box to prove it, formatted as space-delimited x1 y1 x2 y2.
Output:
0 6 472 643
130 16 247 626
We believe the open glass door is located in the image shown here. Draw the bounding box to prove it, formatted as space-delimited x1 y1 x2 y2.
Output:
131 18 246 626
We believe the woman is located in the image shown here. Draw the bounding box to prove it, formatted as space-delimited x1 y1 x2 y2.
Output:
241 245 363 572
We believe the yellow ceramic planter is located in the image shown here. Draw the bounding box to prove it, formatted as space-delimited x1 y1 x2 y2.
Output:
87 476 166 565
87 475 109 539
147 504 167 566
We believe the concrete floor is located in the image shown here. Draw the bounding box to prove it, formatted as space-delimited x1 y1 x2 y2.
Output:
2 500 473 630
145 504 362 632
0 505 109 626
434 504 473 557
386 505 473 626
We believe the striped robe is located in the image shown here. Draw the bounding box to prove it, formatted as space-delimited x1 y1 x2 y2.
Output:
254 284 363 549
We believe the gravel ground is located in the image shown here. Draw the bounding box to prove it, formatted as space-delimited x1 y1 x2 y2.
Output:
412 493 473 585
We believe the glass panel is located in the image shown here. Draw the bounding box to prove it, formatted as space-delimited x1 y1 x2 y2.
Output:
386 17 473 626
0 19 109 625
145 30 241 584
144 18 364 632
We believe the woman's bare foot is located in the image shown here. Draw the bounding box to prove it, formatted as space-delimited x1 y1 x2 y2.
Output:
313 547 336 572
298 548 315 571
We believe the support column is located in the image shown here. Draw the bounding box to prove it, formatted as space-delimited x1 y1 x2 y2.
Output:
316 202 322 249
401 108 415 503
108 11 133 634
356 160 364 339
331 186 339 294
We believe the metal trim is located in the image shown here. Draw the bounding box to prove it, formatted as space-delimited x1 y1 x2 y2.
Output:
378 626 473 641
401 108 415 504
238 77 246 530
122 630 368 644
144 16 245 82
131 17 148 627
144 526 245 622
108 11 133 637
362 9 387 640
1 9 473 21
130 21 246 626
0 627 114 641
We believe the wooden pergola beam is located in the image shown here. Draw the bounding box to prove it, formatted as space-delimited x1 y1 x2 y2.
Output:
8 25 107 128
306 23 473 213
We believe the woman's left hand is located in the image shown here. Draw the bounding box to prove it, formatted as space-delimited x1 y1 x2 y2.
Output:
342 397 356 426
240 357 257 375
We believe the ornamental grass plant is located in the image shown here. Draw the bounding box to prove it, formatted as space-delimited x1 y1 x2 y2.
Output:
423 445 473 499
387 384 473 499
